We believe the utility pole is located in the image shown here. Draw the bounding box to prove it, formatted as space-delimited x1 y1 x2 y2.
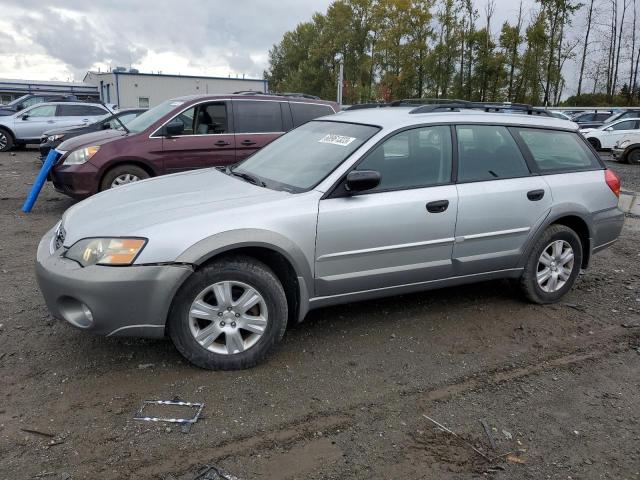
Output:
337 58 344 107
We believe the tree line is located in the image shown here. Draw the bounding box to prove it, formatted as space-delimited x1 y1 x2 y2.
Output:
264 0 640 106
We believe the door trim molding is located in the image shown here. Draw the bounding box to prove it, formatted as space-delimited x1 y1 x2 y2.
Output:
316 237 455 262
455 226 530 243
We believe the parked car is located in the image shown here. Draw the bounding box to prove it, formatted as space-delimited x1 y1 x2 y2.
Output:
603 108 640 124
0 94 83 116
612 133 640 164
48 94 339 198
39 108 145 160
549 110 573 121
36 106 624 370
0 102 112 152
580 117 640 150
571 110 614 129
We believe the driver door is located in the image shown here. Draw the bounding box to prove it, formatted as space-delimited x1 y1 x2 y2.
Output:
315 125 458 297
15 104 58 140
160 101 236 173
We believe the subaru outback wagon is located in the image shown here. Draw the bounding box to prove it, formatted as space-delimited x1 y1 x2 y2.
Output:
48 94 338 198
36 106 624 370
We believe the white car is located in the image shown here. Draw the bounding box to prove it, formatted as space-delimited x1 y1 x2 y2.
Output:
581 117 640 150
0 102 112 152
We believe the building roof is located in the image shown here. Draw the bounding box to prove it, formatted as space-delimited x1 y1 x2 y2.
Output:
84 70 265 83
0 78 94 88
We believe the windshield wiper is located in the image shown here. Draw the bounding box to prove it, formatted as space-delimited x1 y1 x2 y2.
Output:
227 168 266 187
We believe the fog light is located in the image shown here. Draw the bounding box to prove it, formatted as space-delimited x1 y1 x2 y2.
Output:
81 303 94 323
57 297 95 329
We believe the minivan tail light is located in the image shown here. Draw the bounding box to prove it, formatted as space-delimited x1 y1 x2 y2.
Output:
605 169 621 197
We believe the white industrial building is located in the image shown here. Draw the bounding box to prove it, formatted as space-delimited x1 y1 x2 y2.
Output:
83 70 269 108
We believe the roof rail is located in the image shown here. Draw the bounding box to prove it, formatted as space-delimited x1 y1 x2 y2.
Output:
344 102 389 110
409 101 552 116
390 98 468 107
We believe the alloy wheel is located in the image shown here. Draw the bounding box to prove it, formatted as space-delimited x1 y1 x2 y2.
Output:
188 280 268 355
536 240 575 293
0 132 7 150
111 173 141 187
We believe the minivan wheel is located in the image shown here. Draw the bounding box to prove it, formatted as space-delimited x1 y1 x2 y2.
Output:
627 149 640 165
0 128 14 152
167 255 288 370
520 225 583 304
100 164 149 191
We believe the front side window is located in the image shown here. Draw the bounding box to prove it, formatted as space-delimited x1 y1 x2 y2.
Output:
514 128 601 172
234 100 283 133
610 120 637 131
233 121 379 191
355 125 452 191
456 125 529 182
24 105 56 117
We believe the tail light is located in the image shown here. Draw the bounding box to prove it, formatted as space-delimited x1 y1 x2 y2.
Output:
605 169 621 197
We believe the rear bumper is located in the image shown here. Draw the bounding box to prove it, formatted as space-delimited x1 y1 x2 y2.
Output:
36 227 193 338
592 206 625 254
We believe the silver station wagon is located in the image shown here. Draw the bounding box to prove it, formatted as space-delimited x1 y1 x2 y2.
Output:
36 104 624 370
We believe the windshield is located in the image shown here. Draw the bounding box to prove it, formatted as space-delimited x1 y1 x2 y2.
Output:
233 121 379 192
6 94 29 107
125 99 185 133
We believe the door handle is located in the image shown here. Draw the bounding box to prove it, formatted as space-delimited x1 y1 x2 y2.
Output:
527 189 545 201
214 140 230 147
426 199 449 213
241 139 256 146
82 119 89 122
47 120 55 123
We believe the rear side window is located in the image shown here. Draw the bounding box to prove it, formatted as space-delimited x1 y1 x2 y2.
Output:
514 128 600 173
610 120 637 130
58 105 106 116
291 102 335 127
456 125 530 182
234 100 283 133
356 125 452 191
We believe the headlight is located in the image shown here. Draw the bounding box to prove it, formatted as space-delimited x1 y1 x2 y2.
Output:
64 238 147 267
62 146 100 165
618 140 631 149
47 134 65 142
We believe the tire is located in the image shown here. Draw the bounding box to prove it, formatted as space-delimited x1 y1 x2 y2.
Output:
167 255 288 370
0 128 14 152
520 225 583 304
627 148 640 165
99 164 149 191
587 138 601 150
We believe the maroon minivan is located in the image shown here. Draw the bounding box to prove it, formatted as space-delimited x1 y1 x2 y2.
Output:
50 94 339 198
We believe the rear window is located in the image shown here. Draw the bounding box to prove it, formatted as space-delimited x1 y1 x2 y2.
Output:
291 102 335 127
234 100 283 133
514 128 601 172
456 125 530 182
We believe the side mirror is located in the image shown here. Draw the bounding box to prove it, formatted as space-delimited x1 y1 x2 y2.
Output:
345 170 381 193
605 127 614 131
164 121 184 137
21 114 29 121
101 123 111 130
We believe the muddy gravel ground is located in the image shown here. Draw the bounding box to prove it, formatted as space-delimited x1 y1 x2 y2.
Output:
1 150 639 480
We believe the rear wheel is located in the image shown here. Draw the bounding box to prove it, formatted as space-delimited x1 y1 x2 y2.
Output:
0 128 13 152
168 255 288 370
587 138 601 150
627 148 640 165
99 164 149 191
520 225 583 304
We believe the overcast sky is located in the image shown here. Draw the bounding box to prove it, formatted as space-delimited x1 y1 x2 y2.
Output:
1 0 562 85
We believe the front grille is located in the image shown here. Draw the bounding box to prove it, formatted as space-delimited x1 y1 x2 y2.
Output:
54 225 66 250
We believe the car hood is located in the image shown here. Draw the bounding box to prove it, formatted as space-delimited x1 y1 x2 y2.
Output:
57 129 126 152
580 128 597 134
61 168 292 250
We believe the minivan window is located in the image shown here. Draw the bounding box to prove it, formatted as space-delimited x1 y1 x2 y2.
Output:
356 125 452 191
233 121 379 191
456 125 529 182
127 99 185 134
167 102 228 135
514 128 601 172
291 102 335 127
234 100 283 133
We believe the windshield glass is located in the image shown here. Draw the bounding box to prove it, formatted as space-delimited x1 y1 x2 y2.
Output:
6 94 29 107
125 99 185 133
233 121 379 192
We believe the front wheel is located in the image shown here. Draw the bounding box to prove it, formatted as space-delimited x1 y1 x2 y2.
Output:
99 164 149 191
168 255 288 370
0 128 14 152
520 225 583 304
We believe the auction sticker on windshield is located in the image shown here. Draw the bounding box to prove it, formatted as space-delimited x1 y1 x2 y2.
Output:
319 134 357 146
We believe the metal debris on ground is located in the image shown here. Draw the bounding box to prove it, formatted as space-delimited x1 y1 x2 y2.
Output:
422 414 491 461
480 419 497 451
193 465 241 480
134 400 204 433
20 427 55 438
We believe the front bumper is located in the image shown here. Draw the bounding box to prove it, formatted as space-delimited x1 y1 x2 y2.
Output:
36 227 193 338
50 161 100 199
611 146 626 161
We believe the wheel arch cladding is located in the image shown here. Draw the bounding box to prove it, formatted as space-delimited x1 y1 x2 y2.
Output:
550 215 590 269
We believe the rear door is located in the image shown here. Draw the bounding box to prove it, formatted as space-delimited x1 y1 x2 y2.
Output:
452 124 553 276
15 104 58 140
232 100 284 161
315 125 458 296
160 101 236 173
